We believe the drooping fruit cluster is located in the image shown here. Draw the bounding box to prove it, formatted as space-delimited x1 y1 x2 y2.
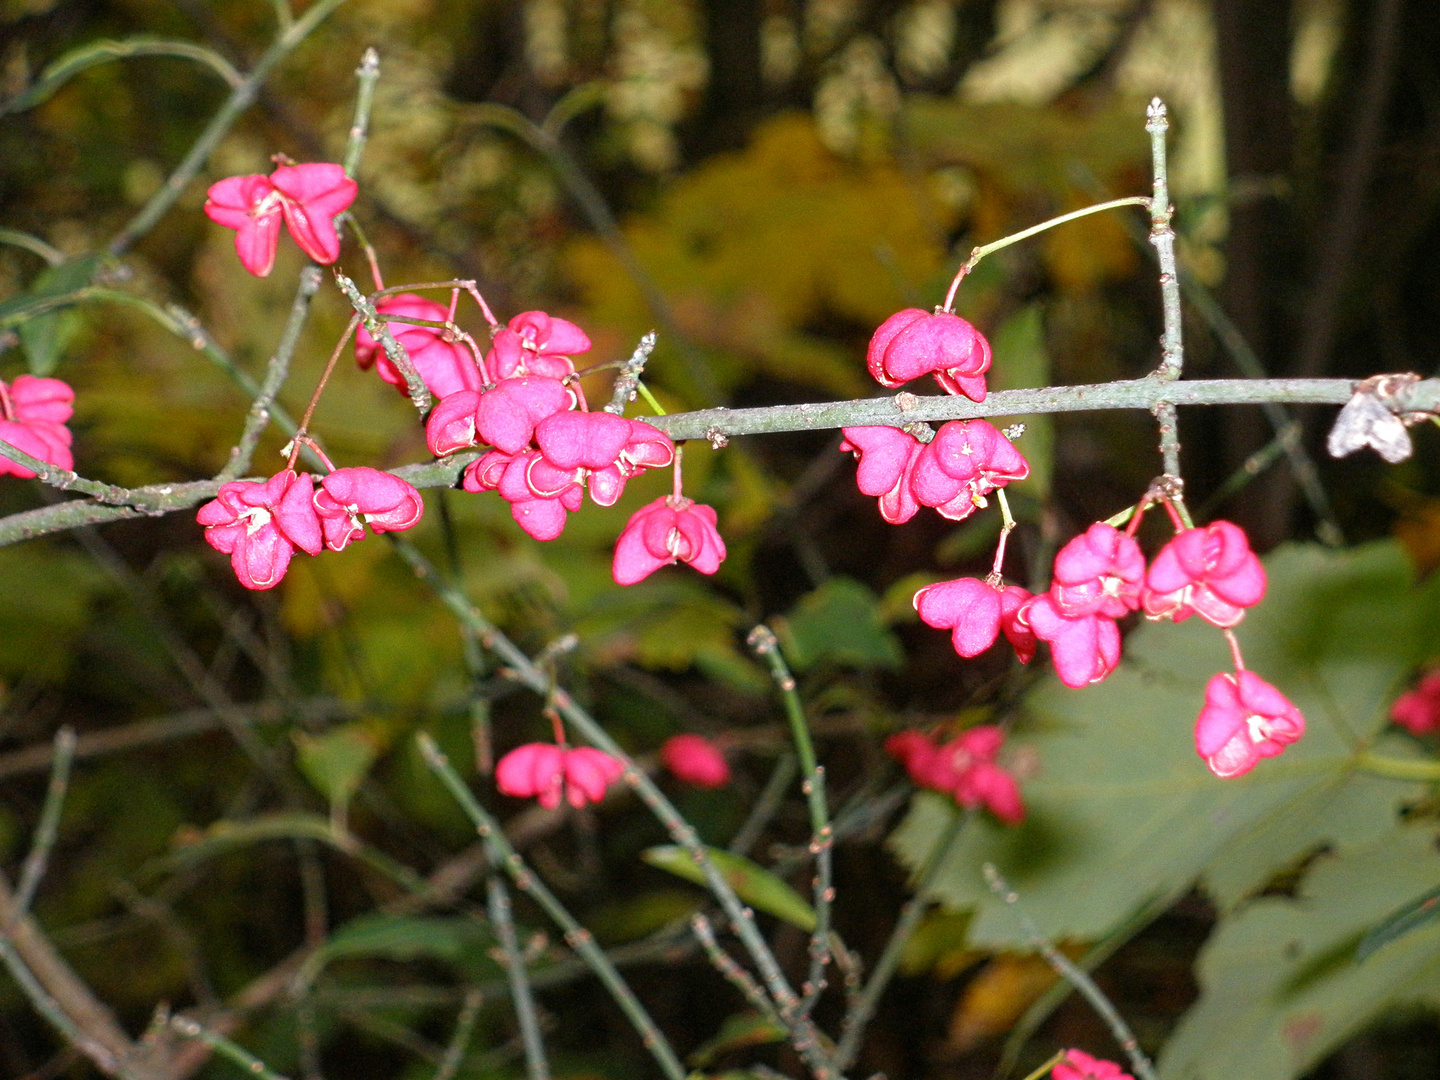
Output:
852 308 1306 783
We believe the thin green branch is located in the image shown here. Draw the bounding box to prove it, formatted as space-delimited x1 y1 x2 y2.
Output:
416 735 685 1080
1354 753 1440 782
984 864 1158 1080
727 753 797 857
0 372 1419 550
487 876 550 1080
433 989 485 1080
747 627 833 1016
12 727 76 918
334 273 431 413
691 913 784 1025
170 1014 291 1080
605 332 657 414
218 265 325 481
0 37 242 117
343 48 380 179
943 198 1151 311
1146 99 1183 383
0 229 65 265
643 376 1423 442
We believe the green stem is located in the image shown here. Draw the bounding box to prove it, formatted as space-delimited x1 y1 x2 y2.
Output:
943 197 1150 311
218 265 324 481
12 728 76 917
334 273 431 413
343 48 380 179
487 875 550 1080
393 541 836 1078
747 626 833 1017
985 864 1158 1080
0 229 64 265
170 1014 291 1080
1145 99 1183 383
1355 753 1440 782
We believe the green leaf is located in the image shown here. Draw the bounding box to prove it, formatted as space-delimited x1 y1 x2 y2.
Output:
292 722 385 808
293 913 491 991
0 255 103 328
19 306 82 376
641 845 816 931
688 1012 788 1068
1159 828 1440 1080
772 577 904 672
888 542 1439 946
1357 883 1440 962
987 304 1052 500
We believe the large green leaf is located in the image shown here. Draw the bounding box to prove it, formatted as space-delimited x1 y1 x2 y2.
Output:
641 845 817 931
293 913 492 991
773 577 904 672
1159 827 1440 1080
888 542 1439 946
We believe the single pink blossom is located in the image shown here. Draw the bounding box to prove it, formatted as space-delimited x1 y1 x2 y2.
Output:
1020 594 1121 688
488 311 591 380
0 375 74 477
1142 520 1266 628
839 425 923 524
914 577 1036 662
313 467 424 552
196 470 322 590
885 726 1025 824
1050 522 1145 619
475 376 573 454
1194 670 1306 778
204 174 284 277
1052 1050 1133 1080
866 308 992 401
268 163 357 265
613 496 726 585
661 734 731 788
910 420 1028 521
1391 670 1440 735
355 294 482 398
496 743 625 809
204 163 356 276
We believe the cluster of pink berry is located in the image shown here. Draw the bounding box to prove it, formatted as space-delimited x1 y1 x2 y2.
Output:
885 725 1024 824
197 466 424 590
494 732 730 810
200 160 729 597
847 307 1305 786
0 374 75 478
